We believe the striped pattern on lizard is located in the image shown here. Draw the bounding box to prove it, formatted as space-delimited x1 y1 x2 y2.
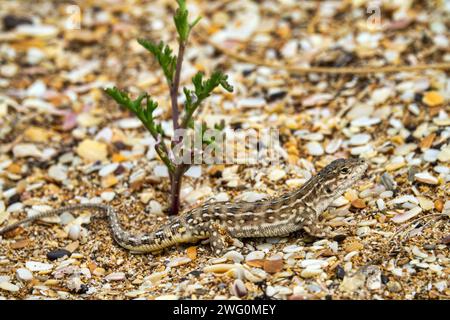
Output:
0 158 368 255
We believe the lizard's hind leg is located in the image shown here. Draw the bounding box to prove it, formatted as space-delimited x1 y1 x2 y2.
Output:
208 223 235 256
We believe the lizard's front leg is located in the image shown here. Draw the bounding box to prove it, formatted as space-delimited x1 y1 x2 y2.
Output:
303 218 332 239
208 223 235 256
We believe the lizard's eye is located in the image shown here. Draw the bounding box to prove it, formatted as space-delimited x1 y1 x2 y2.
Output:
341 167 350 174
325 187 333 194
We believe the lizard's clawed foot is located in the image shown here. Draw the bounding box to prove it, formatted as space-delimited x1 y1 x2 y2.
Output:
303 224 335 239
209 223 235 256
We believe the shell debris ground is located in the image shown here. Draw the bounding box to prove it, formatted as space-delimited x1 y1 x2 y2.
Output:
0 1 449 300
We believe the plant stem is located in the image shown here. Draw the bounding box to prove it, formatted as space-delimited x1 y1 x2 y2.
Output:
169 166 184 216
167 41 188 216
170 41 186 130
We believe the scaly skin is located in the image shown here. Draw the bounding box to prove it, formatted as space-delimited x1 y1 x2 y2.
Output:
0 158 368 255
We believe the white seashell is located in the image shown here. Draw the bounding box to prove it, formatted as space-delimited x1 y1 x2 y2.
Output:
349 134 371 146
25 261 53 272
351 145 373 155
437 145 450 162
223 251 244 263
16 24 58 37
300 268 322 278
256 243 273 251
245 251 265 261
203 264 236 273
245 269 267 282
285 179 305 188
153 165 169 177
412 246 428 259
237 98 266 108
268 168 286 181
213 192 229 202
414 172 438 185
299 259 327 268
230 279 247 297
48 164 68 182
101 191 116 202
27 80 47 97
13 144 42 158
149 200 163 215
184 166 202 178
388 195 419 205
305 141 324 156
184 186 212 204
391 206 422 223
347 103 374 120
68 225 81 240
417 197 434 211
155 295 179 300
99 163 119 177
344 251 359 261
434 165 449 175
372 87 393 104
104 272 126 281
325 139 342 154
280 40 298 58
16 268 33 282
0 282 19 292
331 196 349 207
117 118 142 129
282 245 302 253
351 117 381 127
7 203 23 213
380 191 393 198
236 192 268 202
423 149 439 163
376 199 386 210
167 257 191 267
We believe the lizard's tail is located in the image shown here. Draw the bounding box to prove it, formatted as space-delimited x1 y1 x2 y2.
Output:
0 203 110 235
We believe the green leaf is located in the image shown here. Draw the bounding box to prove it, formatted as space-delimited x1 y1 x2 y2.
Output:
214 119 225 131
174 0 201 42
174 0 189 41
105 87 150 114
183 87 193 111
137 39 176 83
105 87 133 109
190 16 202 29
143 96 158 123
192 71 234 101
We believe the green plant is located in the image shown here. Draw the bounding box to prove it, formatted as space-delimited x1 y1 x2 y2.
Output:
105 0 233 216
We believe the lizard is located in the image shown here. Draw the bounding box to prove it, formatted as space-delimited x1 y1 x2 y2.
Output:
0 158 368 255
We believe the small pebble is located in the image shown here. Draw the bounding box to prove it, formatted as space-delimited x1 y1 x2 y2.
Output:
263 258 283 274
76 139 108 162
47 249 71 261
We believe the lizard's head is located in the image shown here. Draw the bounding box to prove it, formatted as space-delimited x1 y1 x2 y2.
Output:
313 158 368 211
